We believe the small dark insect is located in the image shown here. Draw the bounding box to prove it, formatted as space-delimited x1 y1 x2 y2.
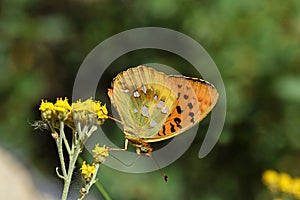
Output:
29 120 50 131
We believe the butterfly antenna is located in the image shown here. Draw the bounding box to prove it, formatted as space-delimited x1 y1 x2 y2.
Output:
109 152 141 167
108 115 122 124
150 155 168 182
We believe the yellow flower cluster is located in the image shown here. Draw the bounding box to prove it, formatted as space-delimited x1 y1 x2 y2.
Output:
92 144 109 164
80 161 96 182
262 169 300 199
39 97 108 128
72 99 108 125
39 98 72 130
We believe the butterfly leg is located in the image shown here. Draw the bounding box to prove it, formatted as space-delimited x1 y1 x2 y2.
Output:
108 115 123 124
135 147 141 155
124 138 128 150
108 139 128 151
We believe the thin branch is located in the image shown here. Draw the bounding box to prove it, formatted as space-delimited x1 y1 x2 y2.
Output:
61 130 71 154
56 167 65 180
57 121 67 178
61 145 82 200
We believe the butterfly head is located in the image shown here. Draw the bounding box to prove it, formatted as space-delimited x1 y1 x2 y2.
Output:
125 135 153 155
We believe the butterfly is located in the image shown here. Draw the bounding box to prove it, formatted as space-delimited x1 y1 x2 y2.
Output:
108 65 219 155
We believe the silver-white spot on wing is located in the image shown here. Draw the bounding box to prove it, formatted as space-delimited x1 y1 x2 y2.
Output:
141 85 147 94
157 100 164 108
133 108 138 113
141 106 149 117
133 90 140 97
150 120 157 127
153 95 158 101
161 107 170 114
121 88 130 93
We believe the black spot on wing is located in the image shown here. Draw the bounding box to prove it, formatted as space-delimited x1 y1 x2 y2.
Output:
162 125 166 135
170 123 176 133
176 106 183 114
174 117 182 129
189 112 195 124
159 125 166 136
190 118 195 123
184 95 189 99
188 103 193 109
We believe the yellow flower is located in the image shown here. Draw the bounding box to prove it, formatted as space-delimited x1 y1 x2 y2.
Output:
72 99 93 112
262 169 279 192
71 98 108 125
54 97 71 121
72 99 96 124
39 98 72 122
80 161 96 182
39 100 55 120
55 97 71 110
291 178 300 199
279 172 293 193
95 101 108 124
92 144 109 163
39 100 55 111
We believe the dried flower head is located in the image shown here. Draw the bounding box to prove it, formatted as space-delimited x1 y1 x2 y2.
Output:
72 98 108 126
92 144 109 164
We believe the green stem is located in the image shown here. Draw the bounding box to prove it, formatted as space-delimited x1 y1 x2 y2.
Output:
94 179 112 200
60 122 107 200
58 121 67 178
62 131 71 155
61 145 82 200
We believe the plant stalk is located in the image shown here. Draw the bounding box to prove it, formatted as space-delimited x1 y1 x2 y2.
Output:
61 145 82 200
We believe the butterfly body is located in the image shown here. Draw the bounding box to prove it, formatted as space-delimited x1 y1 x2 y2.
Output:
108 66 218 154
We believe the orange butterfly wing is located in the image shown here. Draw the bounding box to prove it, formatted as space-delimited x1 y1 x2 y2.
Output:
144 76 219 143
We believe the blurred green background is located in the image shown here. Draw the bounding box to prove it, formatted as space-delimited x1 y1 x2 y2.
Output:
1 0 300 199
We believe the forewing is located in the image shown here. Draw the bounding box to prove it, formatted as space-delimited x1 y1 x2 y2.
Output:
108 66 178 138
